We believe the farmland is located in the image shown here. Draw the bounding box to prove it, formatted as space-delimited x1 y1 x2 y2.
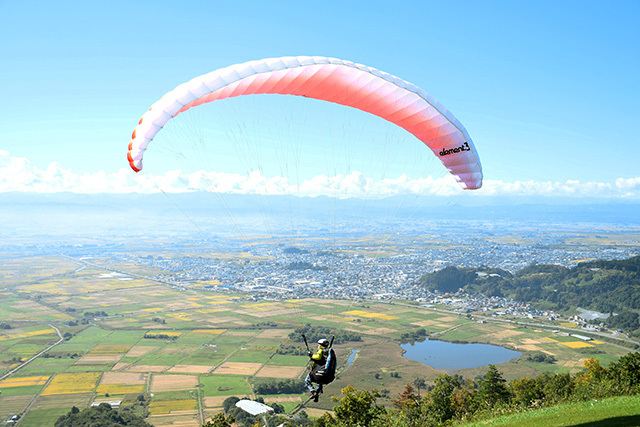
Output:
0 254 636 426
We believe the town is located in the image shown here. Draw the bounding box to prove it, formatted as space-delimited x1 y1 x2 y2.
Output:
107 221 637 315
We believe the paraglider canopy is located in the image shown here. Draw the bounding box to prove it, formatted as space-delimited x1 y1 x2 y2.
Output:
127 56 482 190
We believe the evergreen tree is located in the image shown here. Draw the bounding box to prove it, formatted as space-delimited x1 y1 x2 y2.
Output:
476 365 511 409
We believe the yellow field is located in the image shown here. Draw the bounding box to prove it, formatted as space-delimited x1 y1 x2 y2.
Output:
149 399 197 415
0 328 56 341
196 279 222 286
15 276 155 295
283 302 301 308
559 322 580 328
205 300 234 305
0 375 49 388
242 302 282 311
543 337 559 342
51 313 75 319
90 345 132 355
166 312 193 321
196 308 223 314
42 372 101 395
321 314 357 322
343 310 399 320
189 329 226 335
0 257 78 283
560 341 594 349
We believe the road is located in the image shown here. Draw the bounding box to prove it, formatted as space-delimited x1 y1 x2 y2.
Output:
0 324 64 382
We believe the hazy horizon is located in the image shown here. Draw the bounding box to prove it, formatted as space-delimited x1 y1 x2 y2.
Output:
2 192 639 249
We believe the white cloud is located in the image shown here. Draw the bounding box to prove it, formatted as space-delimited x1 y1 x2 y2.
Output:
1 151 639 199
478 178 640 199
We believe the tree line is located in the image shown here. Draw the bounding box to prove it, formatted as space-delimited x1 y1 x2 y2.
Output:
253 379 307 395
276 344 308 356
143 333 177 340
399 328 428 344
290 324 362 345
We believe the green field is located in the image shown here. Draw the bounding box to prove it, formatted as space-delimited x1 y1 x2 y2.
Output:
18 408 71 427
13 358 76 375
267 354 302 366
201 374 253 397
0 384 44 397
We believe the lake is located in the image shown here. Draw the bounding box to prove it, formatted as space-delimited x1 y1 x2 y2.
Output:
401 339 521 371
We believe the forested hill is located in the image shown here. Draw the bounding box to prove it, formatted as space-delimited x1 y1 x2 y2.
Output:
418 255 640 335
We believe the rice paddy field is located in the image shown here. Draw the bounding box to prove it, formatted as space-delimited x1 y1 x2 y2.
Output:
0 254 634 426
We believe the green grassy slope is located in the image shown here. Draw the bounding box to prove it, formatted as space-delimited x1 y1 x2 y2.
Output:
461 394 640 427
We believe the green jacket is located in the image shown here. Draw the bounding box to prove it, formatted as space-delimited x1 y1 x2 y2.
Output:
310 347 328 369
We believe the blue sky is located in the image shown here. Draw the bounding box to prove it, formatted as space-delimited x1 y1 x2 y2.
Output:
1 0 639 199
